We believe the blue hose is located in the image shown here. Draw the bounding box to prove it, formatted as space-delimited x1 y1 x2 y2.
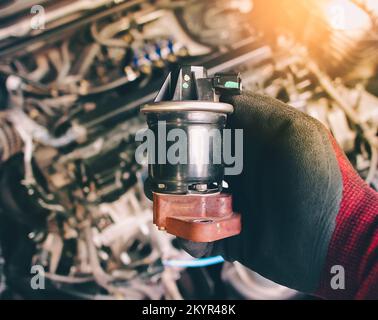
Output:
163 255 225 268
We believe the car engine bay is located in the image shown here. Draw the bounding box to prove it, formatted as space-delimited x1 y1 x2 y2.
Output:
0 0 377 299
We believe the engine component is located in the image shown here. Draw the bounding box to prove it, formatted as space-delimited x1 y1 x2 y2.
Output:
0 115 22 164
0 0 376 300
152 192 241 242
141 66 241 242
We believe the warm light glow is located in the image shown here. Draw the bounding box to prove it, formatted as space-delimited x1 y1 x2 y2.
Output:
364 0 378 15
324 0 371 31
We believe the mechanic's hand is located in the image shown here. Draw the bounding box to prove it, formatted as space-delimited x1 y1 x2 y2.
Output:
179 91 343 294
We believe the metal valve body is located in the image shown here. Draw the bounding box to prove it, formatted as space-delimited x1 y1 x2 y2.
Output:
141 66 242 242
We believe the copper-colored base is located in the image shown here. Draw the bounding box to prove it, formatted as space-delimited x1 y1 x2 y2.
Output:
152 192 241 242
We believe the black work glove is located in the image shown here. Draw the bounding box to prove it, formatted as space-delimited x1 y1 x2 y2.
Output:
179 91 343 293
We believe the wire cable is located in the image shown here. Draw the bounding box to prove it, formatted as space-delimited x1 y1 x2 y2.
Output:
163 255 224 268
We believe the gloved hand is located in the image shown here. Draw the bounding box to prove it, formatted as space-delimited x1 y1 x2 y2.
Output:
179 91 344 294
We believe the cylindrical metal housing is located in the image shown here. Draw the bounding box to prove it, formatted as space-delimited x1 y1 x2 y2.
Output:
141 101 233 194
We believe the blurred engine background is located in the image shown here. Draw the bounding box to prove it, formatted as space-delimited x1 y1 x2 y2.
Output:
0 0 376 300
